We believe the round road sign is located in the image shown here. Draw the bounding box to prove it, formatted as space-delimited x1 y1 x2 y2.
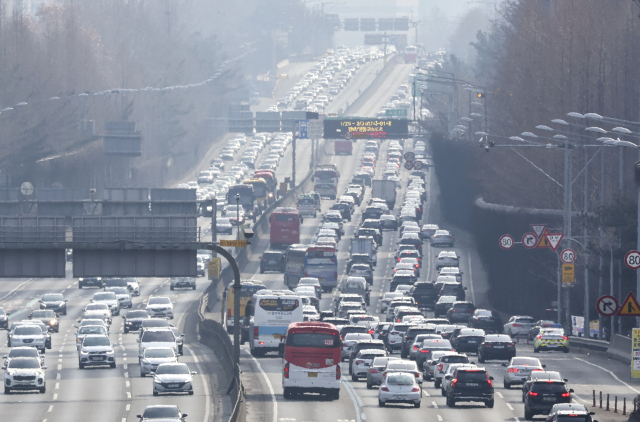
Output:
596 295 619 317
404 152 415 161
625 250 640 270
413 161 424 170
522 232 537 249
344 132 353 140
561 249 576 264
404 161 414 170
499 234 514 250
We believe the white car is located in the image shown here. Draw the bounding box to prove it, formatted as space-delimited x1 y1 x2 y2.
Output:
110 287 133 308
433 353 471 388
139 347 178 377
152 363 196 396
170 277 196 291
2 347 44 369
342 333 372 361
503 316 536 337
84 303 112 318
351 349 387 381
421 224 439 239
78 335 116 369
502 356 545 388
75 325 109 350
381 292 405 313
422 350 451 381
146 297 174 319
9 325 47 352
378 372 422 408
436 251 459 270
138 328 179 356
383 360 423 384
92 291 120 316
126 279 140 296
4 357 47 394
439 267 463 282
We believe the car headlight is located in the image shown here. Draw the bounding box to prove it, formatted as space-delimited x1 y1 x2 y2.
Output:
49 319 58 326
106 349 115 355
80 350 89 355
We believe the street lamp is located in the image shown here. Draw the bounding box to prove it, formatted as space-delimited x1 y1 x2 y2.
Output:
235 193 240 241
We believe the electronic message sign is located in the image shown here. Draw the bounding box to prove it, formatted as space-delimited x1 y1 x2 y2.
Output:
323 118 409 140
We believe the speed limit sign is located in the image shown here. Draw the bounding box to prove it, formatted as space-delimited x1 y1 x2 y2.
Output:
561 249 576 264
499 234 514 250
625 250 640 270
404 161 414 170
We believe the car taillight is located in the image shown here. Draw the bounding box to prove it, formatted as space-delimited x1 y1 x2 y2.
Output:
411 386 420 392
507 343 515 347
451 379 457 387
284 362 290 378
254 326 259 339
508 368 519 373
335 272 338 279
380 387 389 392
414 372 420 378
437 364 443 371
533 368 544 372
528 392 538 396
512 324 521 327
227 309 232 317
563 336 568 340
420 350 430 353
413 345 418 350
336 365 341 380
304 272 308 277
397 258 401 261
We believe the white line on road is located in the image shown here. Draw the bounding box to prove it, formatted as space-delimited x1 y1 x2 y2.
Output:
55 383 59 389
56 373 60 380
126 380 130 388
497 392 504 399
47 405 53 412
53 394 58 400
124 372 129 378
437 416 443 422
126 404 131 411
342 380 362 422
126 391 131 399
124 364 128 370
432 401 438 409
572 393 590 404
506 403 514 411
0 278 34 301
574 357 640 394
57 364 61 370
188 346 212 422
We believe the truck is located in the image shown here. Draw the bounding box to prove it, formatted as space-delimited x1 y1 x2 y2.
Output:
371 179 397 209
350 237 377 267
334 140 353 155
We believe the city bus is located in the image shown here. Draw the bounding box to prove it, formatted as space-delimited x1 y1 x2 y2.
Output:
253 170 277 204
404 46 418 63
243 178 268 212
304 245 338 292
249 290 303 357
284 244 308 289
313 166 340 200
282 321 341 400
225 280 266 335
270 207 301 249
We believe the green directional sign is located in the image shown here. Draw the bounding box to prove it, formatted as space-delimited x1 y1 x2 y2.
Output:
385 109 408 117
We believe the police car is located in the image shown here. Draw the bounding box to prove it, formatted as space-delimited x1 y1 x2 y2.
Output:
533 329 569 353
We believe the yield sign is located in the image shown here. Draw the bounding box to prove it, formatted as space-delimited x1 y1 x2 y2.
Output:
618 292 640 316
545 233 564 252
530 224 547 238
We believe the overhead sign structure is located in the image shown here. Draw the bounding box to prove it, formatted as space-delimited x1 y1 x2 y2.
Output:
546 233 564 252
208 257 221 279
499 234 514 250
561 263 574 284
323 118 409 140
625 250 640 270
561 249 576 264
596 295 619 317
619 292 640 316
220 240 247 248
307 120 323 139
522 233 537 249
530 224 547 238
386 108 408 117
404 152 415 161
404 161 414 170
298 119 309 139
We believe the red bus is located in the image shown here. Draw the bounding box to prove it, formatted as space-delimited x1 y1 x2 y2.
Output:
404 46 417 63
282 321 341 400
270 207 300 249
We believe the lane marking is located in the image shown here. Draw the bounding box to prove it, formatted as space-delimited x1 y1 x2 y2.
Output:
506 403 514 411
55 383 59 389
53 393 58 400
56 373 60 380
47 405 53 412
343 381 363 407
126 404 131 411
126 391 131 399
126 380 130 388
437 416 443 422
432 400 438 409
57 364 61 370
574 357 640 394
341 380 362 422
246 350 277 422
497 392 504 398
0 278 34 301
188 346 212 422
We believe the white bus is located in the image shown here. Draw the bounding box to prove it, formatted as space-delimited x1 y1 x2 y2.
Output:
249 290 304 357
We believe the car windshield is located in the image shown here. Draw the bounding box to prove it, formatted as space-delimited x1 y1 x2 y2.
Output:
127 311 150 319
79 326 106 335
516 317 535 323
422 339 452 348
532 383 568 392
111 288 129 295
148 297 171 305
512 357 541 366
81 320 106 327
143 320 170 328
32 310 55 318
486 335 511 342
0 308 5 316
83 336 111 347
387 374 415 385
457 371 488 381
156 364 190 375
86 304 108 311
145 348 175 358
14 326 41 335
8 348 38 357
42 294 63 301
387 362 416 371
94 293 116 301
441 355 468 363
556 418 587 422
8 358 40 369
142 407 180 419
142 331 175 342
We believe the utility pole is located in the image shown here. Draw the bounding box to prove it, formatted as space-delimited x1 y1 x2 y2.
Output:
292 122 297 191
599 147 605 339
583 145 590 338
631 0 640 333
211 198 217 257
383 32 388 67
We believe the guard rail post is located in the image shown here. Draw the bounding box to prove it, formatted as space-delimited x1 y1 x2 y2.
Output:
624 397 627 415
600 391 603 408
615 396 618 413
606 393 610 411
593 390 596 407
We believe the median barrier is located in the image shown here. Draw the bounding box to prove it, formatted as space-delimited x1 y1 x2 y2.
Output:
569 336 610 355
607 334 631 365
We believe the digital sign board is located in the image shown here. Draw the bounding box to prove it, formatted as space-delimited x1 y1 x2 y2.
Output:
323 118 409 140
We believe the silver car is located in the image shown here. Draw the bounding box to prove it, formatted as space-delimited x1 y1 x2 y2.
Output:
383 359 423 384
378 372 422 408
502 356 545 388
152 363 196 396
78 335 116 369
351 349 387 381
439 267 463 282
110 287 133 309
139 347 178 376
416 339 454 369
92 291 120 316
410 334 444 360
2 347 44 369
366 356 401 389
436 251 459 270
342 333 372 361
422 351 451 381
503 316 536 337
75 325 109 350
433 353 471 388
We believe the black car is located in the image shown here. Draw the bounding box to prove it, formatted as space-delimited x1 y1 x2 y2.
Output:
318 311 334 321
39 293 67 315
362 206 384 220
445 367 494 408
468 309 504 333
123 310 151 333
356 227 382 245
29 309 59 332
521 371 566 402
352 172 372 187
330 203 351 221
390 274 416 292
478 334 516 362
446 301 476 323
401 324 437 358
434 296 457 317
78 277 103 289
452 328 486 354
524 380 573 420
260 251 285 273
440 282 466 301
546 404 595 422
346 254 373 272
410 282 438 309
0 307 8 329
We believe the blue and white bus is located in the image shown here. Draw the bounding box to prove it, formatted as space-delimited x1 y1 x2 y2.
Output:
249 290 304 357
304 246 338 293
